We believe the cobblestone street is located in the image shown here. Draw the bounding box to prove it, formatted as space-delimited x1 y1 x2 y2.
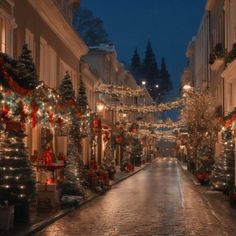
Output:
36 158 233 236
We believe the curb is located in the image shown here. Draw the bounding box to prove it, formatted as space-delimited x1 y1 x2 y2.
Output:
18 162 151 236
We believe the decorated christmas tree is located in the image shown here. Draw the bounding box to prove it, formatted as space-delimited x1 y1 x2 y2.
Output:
210 127 235 193
102 140 116 179
16 44 38 90
59 73 84 196
0 129 35 220
59 72 75 103
77 76 88 115
130 137 142 166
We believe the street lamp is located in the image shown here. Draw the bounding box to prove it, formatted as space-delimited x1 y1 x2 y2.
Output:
183 84 192 92
155 84 159 88
96 101 105 113
142 81 146 86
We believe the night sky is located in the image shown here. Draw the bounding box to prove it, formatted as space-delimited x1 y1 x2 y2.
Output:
81 0 205 91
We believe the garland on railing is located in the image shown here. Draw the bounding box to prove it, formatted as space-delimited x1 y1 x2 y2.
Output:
96 83 144 97
106 99 183 113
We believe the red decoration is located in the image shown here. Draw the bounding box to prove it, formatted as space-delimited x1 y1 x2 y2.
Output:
92 118 101 129
18 100 27 123
31 102 38 128
0 60 32 96
43 151 52 166
232 114 236 121
115 136 123 144
1 104 9 121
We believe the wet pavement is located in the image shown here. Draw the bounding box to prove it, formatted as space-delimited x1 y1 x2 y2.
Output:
35 158 234 236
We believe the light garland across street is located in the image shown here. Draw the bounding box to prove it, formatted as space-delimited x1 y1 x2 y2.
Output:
106 99 183 113
96 83 144 97
135 120 184 129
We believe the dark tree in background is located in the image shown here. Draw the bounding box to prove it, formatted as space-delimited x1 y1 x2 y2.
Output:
16 44 38 90
59 72 75 103
73 7 109 46
77 76 88 115
129 42 172 101
142 40 159 99
130 48 142 84
159 57 173 94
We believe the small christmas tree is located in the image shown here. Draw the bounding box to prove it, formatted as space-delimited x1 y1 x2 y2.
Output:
0 129 35 220
77 76 88 115
102 140 116 179
59 72 75 103
16 44 38 90
59 73 85 196
130 137 142 166
210 127 235 193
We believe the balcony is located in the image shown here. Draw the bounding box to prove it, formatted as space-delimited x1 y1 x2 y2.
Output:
210 58 225 71
221 59 236 83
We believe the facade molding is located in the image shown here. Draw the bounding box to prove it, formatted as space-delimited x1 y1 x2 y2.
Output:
27 0 88 60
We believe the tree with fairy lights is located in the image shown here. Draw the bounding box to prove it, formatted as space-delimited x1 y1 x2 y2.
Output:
102 140 116 179
77 76 88 115
181 89 220 171
59 72 84 196
130 137 142 166
16 44 38 90
59 72 75 103
210 127 235 193
0 129 35 221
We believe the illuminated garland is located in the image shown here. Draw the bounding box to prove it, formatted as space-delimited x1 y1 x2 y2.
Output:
106 99 183 113
129 120 183 129
96 83 144 97
128 129 176 141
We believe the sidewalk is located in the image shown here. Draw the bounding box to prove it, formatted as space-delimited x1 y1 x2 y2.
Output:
178 160 236 233
0 162 151 236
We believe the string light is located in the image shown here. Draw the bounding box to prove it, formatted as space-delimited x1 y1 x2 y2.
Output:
96 83 144 97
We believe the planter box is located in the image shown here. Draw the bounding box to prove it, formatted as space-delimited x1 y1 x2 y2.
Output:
0 206 14 230
210 58 224 71
37 183 59 208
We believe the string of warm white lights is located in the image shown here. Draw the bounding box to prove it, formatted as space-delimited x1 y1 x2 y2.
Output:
130 120 184 129
128 129 176 141
106 99 183 113
96 83 144 97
